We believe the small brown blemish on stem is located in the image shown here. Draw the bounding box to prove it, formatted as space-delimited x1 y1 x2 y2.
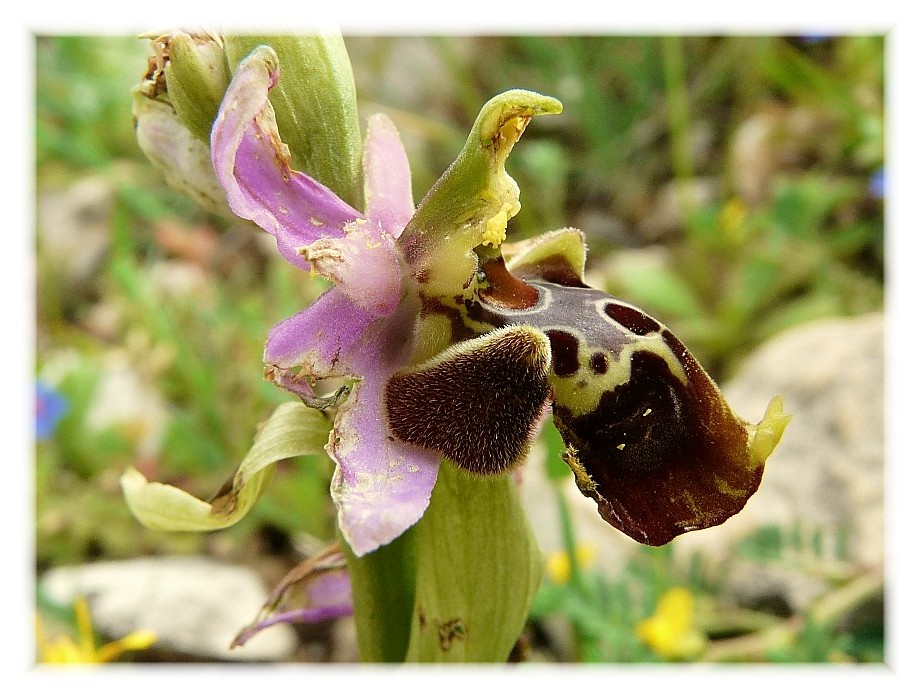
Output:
437 617 468 652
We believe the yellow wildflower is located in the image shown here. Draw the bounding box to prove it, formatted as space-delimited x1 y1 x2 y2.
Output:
545 543 597 585
635 587 706 661
36 596 157 664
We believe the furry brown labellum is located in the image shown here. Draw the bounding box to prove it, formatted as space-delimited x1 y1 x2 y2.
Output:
552 327 776 546
384 325 552 475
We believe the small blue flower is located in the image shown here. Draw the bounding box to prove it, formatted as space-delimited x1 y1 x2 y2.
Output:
870 168 885 199
36 380 67 441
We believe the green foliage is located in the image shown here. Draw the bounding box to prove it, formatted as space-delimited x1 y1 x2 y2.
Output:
530 544 682 662
36 36 148 172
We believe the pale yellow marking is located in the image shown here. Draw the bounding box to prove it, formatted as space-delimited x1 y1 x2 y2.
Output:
549 330 687 418
482 199 520 247
714 475 748 499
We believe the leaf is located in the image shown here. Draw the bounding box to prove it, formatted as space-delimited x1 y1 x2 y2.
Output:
617 260 703 322
121 402 329 531
404 461 543 662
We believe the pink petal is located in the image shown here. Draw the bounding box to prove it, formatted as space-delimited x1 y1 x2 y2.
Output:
211 46 361 270
363 114 415 237
330 374 440 557
265 291 439 556
264 287 375 378
302 222 404 317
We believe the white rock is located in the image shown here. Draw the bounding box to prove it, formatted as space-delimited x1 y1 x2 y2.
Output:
84 351 170 460
37 177 112 286
674 313 884 567
39 557 297 662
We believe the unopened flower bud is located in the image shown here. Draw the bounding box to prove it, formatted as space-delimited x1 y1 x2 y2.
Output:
161 31 231 143
132 79 234 218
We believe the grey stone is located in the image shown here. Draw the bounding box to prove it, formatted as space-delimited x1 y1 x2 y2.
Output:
675 313 884 568
83 350 170 461
725 561 830 617
39 557 297 662
37 176 113 286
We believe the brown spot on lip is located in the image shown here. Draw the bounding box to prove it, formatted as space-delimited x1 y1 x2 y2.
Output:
589 352 608 375
545 329 580 377
604 303 662 335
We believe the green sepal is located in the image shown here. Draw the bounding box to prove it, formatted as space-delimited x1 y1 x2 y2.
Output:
121 402 330 531
223 34 363 208
164 32 231 144
404 461 543 662
343 526 418 663
400 90 562 301
505 226 587 285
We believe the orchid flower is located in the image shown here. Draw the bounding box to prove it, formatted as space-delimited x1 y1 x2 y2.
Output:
124 36 789 662
205 44 788 551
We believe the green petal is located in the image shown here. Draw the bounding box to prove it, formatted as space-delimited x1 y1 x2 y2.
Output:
121 402 330 531
223 34 363 208
400 90 562 303
404 461 543 662
505 227 587 287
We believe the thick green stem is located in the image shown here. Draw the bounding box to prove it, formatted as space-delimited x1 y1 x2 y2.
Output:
343 526 418 663
404 461 543 662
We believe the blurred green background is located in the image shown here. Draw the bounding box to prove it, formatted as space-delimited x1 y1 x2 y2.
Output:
34 35 884 663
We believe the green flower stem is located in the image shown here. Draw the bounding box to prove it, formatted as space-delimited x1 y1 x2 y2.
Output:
343 460 543 663
344 527 418 663
404 461 543 662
